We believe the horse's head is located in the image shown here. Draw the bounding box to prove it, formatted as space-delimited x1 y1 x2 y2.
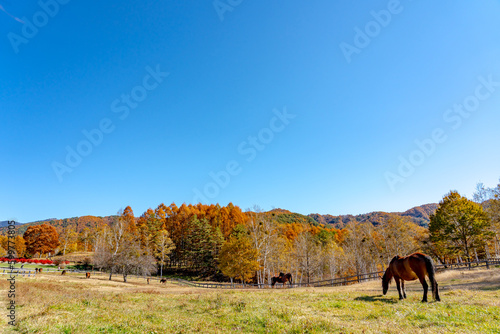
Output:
381 270 392 295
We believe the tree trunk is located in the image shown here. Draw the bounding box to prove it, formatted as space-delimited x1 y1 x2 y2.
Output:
464 240 471 269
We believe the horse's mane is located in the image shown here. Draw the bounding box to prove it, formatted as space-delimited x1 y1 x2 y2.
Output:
390 255 401 263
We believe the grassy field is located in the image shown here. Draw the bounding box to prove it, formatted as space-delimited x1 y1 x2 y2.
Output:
1 268 499 333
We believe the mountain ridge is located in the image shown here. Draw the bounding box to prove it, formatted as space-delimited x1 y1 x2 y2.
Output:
0 203 438 235
308 203 438 228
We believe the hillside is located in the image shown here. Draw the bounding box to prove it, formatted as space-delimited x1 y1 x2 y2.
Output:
1 204 438 236
309 203 438 228
264 208 320 226
0 216 119 235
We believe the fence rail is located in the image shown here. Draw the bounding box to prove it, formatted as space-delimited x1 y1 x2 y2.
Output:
0 268 36 277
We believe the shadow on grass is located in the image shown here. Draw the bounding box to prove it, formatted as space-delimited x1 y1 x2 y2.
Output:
354 295 398 304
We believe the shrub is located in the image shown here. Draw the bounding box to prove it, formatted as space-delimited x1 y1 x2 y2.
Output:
53 258 66 266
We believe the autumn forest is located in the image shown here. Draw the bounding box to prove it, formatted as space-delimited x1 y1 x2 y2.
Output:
1 181 499 285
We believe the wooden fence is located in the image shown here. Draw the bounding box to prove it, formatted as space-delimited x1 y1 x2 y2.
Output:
0 268 36 277
7 258 499 289
164 258 500 290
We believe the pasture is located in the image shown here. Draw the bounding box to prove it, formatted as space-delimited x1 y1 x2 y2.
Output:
1 268 500 333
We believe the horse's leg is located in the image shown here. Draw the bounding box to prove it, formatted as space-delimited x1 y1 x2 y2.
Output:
401 280 407 299
418 276 429 302
429 275 440 301
394 277 404 300
434 280 441 302
427 270 440 302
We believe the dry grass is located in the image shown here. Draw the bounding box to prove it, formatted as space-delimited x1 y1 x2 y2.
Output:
1 268 499 333
52 252 94 263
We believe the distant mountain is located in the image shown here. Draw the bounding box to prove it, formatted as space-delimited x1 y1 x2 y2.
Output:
309 203 438 229
0 216 118 235
0 221 23 228
400 203 438 225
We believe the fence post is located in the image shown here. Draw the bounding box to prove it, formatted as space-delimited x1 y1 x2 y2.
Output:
486 260 490 270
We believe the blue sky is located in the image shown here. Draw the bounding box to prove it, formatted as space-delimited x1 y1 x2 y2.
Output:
1 0 500 223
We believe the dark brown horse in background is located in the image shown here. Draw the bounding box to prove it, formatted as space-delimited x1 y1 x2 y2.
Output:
271 273 292 288
382 253 440 302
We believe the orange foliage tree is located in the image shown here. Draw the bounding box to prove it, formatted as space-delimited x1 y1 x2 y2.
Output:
23 224 60 257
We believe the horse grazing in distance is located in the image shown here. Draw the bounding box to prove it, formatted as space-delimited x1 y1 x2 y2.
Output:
160 278 167 284
271 273 292 288
38 268 43 273
147 278 150 284
61 270 66 275
382 253 440 302
85 272 91 279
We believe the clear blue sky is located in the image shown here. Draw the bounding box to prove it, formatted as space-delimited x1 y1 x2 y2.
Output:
2 0 500 223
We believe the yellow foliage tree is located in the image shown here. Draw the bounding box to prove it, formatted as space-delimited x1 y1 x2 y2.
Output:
218 235 260 285
14 236 26 258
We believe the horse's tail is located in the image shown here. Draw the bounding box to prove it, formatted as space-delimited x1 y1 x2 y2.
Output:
288 274 292 286
424 255 440 301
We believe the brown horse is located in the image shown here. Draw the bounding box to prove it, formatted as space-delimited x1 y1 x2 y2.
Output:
85 272 91 279
382 253 440 302
61 270 66 275
147 278 150 284
271 273 292 288
160 278 167 284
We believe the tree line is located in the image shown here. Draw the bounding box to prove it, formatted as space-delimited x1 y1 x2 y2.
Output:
1 180 499 284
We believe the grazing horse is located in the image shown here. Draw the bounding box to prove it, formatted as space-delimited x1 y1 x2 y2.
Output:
61 270 66 275
160 278 167 284
38 268 43 273
35 268 39 273
85 272 91 279
147 278 150 284
382 253 440 302
271 273 292 288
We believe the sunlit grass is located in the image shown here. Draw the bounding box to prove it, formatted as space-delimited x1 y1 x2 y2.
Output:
1 269 499 333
